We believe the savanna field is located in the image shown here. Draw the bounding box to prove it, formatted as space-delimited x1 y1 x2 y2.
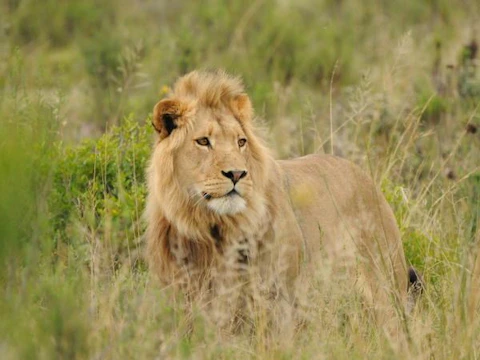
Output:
1 0 480 358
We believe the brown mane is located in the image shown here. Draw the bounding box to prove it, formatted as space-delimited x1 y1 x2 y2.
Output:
145 70 272 288
171 70 246 109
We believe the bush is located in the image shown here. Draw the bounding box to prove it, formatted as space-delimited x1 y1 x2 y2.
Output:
0 74 59 268
50 116 151 268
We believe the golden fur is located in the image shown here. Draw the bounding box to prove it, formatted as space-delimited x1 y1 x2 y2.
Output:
146 70 413 330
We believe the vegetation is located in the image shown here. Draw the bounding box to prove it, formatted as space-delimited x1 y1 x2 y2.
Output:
1 0 479 358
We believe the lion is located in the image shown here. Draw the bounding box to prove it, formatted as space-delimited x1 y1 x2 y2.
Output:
145 70 420 333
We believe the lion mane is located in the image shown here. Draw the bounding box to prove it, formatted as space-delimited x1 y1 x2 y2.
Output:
145 70 419 328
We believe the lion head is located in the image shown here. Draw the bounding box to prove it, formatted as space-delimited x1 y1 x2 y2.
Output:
147 70 272 240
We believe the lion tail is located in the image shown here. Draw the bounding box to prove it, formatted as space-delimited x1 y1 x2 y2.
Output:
407 266 424 313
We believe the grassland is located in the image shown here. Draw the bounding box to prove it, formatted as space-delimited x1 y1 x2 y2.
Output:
1 0 480 358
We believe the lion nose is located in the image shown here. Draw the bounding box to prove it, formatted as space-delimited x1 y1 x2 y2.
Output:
221 170 248 184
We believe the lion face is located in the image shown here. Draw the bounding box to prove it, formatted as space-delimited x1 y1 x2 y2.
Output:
151 73 264 217
174 107 253 215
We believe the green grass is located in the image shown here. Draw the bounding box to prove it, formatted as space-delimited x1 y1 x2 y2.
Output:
1 0 480 358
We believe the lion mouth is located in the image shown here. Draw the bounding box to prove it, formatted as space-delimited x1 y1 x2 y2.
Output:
202 189 240 200
226 189 239 197
203 188 247 215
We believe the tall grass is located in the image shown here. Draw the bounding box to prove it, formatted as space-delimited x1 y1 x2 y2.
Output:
1 0 480 358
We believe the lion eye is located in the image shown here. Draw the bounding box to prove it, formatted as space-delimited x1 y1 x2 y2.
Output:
195 137 210 146
238 138 247 147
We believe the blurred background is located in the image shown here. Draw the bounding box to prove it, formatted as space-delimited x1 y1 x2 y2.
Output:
1 0 479 140
1 0 479 358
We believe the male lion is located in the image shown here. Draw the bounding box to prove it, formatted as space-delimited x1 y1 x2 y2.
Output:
146 70 419 332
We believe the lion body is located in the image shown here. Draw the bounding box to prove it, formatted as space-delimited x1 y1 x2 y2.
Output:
278 155 408 306
146 70 409 329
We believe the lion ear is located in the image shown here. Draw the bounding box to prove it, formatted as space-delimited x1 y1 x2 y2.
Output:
231 94 253 123
152 99 190 140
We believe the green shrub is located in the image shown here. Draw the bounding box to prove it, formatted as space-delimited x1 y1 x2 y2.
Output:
0 78 59 268
50 116 151 267
416 90 449 124
382 179 459 284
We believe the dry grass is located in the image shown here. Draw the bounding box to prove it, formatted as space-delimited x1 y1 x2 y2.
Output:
1 0 480 359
